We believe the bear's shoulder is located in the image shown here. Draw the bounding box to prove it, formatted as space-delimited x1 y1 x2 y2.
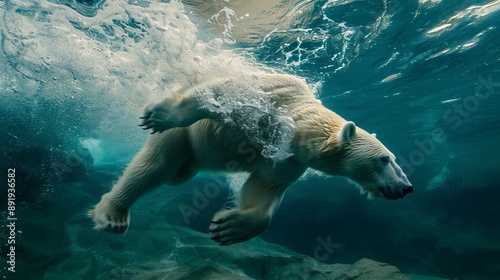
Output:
258 74 317 107
259 74 312 96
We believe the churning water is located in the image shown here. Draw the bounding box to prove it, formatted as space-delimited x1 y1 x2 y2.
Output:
1 0 499 279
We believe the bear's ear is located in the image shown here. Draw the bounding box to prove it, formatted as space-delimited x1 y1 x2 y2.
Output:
372 133 377 138
339 121 356 144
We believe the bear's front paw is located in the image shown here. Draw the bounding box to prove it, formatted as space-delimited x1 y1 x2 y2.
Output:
209 209 271 246
139 100 177 134
88 194 130 234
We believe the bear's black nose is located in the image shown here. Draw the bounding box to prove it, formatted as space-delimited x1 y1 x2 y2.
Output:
402 185 413 197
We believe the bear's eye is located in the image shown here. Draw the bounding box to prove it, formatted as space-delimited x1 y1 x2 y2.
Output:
380 156 390 163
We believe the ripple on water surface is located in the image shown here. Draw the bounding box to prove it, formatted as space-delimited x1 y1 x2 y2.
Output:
47 0 106 17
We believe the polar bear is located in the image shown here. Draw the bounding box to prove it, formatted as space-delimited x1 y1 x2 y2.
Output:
89 74 413 245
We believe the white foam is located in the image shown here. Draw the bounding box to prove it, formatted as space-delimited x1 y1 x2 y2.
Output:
1 0 271 162
196 75 296 161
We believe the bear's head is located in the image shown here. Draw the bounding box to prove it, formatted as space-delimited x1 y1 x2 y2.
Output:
322 121 413 199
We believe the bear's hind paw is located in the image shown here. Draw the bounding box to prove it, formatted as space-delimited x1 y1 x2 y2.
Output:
209 209 270 246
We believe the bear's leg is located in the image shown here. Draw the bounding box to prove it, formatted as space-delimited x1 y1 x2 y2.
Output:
89 128 195 233
209 160 305 245
139 90 209 134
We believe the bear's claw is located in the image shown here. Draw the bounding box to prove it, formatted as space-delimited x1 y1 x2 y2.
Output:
138 104 164 133
139 117 160 134
88 195 130 234
139 112 152 119
139 120 153 128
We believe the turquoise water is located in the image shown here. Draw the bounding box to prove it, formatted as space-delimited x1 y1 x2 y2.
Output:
1 0 499 279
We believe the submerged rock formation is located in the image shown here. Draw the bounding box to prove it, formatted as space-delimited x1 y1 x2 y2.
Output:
51 223 410 280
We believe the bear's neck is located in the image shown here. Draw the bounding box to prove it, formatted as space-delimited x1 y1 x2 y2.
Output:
290 105 346 174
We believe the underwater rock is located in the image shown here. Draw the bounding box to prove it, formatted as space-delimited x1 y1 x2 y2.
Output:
44 251 98 280
47 186 410 280
68 224 410 280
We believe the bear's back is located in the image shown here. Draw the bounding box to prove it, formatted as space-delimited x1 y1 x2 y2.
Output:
259 74 317 108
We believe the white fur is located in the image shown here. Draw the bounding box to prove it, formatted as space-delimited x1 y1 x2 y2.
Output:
89 74 411 245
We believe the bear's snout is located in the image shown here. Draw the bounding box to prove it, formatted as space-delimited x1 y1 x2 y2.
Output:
402 185 413 197
379 185 413 199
